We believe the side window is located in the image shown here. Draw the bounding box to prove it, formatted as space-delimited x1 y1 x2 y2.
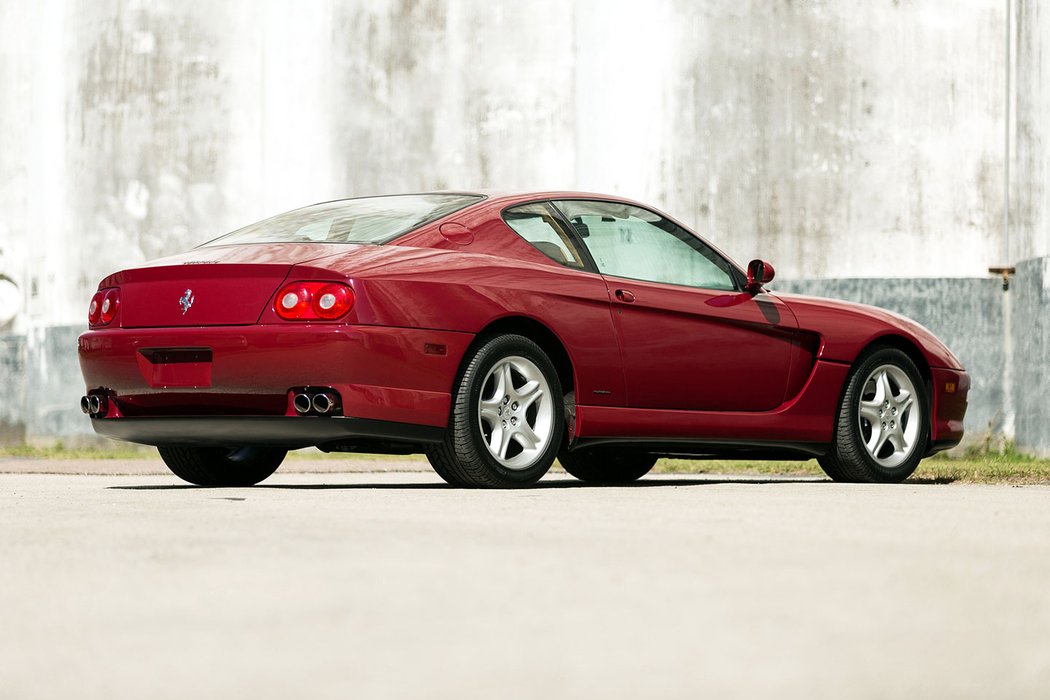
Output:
502 203 588 269
552 200 737 291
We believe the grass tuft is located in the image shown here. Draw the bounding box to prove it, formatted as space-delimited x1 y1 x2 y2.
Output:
0 442 155 460
654 443 1050 485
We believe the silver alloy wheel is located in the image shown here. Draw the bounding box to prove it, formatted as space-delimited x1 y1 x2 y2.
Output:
857 364 921 468
477 355 553 470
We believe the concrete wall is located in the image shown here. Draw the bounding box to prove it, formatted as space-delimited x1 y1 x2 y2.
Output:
1010 257 1050 456
596 0 1008 279
0 0 1045 452
0 275 1020 451
0 0 1011 333
1016 0 1050 262
775 277 1007 447
0 326 85 445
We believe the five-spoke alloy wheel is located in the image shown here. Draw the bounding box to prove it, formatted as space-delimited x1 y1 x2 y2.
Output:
819 347 929 483
427 334 564 487
477 355 554 470
856 363 921 469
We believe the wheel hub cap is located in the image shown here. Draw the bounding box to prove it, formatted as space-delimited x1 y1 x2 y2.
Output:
857 364 920 468
477 356 552 470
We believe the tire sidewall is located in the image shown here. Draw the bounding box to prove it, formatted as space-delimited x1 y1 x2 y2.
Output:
157 445 285 486
845 348 930 481
461 335 564 485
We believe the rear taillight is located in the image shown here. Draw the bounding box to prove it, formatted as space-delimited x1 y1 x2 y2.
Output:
88 288 119 327
275 282 355 321
87 291 104 325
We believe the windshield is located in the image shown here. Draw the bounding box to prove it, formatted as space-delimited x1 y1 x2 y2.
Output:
202 193 484 246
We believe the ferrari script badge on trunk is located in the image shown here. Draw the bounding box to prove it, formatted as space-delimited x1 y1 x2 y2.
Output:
179 289 194 315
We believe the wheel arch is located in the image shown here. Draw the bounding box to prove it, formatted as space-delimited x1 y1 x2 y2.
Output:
857 334 932 388
852 333 934 450
428 316 571 487
463 316 576 399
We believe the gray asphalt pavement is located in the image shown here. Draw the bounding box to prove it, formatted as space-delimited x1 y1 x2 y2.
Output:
1 471 1048 699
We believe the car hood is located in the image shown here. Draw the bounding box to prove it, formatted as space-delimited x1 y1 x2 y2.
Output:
773 291 965 370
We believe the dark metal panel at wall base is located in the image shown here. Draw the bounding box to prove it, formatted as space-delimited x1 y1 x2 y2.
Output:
90 415 445 449
1010 258 1050 455
0 332 28 446
571 438 827 460
775 277 1005 443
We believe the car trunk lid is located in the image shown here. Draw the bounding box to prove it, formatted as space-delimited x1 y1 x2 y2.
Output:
110 243 354 328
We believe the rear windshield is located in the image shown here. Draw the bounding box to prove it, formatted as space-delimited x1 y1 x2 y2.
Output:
202 193 484 246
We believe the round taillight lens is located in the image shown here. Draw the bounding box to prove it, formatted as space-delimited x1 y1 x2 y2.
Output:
280 292 300 310
99 288 119 325
274 281 354 321
312 284 354 319
87 291 104 325
275 283 312 320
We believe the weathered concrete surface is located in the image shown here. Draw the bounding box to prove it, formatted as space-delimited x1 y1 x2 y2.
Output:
0 0 1036 450
617 0 1008 279
776 277 1006 446
778 261 1050 455
1010 257 1050 455
1 472 1048 699
0 274 1013 451
0 325 89 445
1016 0 1050 261
0 0 1011 333
0 332 27 443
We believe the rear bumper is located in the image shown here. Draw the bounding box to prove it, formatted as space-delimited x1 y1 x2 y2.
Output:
90 415 444 449
78 323 474 434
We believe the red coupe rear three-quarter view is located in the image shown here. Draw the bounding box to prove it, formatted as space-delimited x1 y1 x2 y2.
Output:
77 191 969 487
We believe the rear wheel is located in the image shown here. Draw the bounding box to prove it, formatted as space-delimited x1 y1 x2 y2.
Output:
818 348 929 483
424 451 468 486
158 445 286 486
559 447 656 484
426 334 563 488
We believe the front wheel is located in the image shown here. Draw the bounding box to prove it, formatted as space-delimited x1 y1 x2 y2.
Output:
426 334 564 488
818 348 929 483
158 445 286 486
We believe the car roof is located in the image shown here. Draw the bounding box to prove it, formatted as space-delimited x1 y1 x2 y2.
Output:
445 189 651 205
315 189 652 206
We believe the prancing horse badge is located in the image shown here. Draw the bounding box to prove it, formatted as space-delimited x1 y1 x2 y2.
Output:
179 289 194 315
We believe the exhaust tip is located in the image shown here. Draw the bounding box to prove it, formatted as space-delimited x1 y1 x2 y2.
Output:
293 393 312 415
80 396 92 414
312 393 334 414
88 395 104 416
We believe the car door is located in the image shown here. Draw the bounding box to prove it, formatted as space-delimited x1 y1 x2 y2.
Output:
551 199 798 412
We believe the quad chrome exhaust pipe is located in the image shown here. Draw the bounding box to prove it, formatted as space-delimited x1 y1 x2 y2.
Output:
293 393 313 414
293 390 340 416
80 394 108 417
311 392 334 414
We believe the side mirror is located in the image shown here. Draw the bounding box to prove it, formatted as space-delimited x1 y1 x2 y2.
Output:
746 259 775 291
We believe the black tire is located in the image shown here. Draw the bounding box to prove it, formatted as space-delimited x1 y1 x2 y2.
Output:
818 347 929 483
157 445 286 486
424 451 469 487
426 334 564 488
559 447 657 484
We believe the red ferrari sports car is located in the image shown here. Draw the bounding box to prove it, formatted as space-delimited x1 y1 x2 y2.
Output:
78 191 969 487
